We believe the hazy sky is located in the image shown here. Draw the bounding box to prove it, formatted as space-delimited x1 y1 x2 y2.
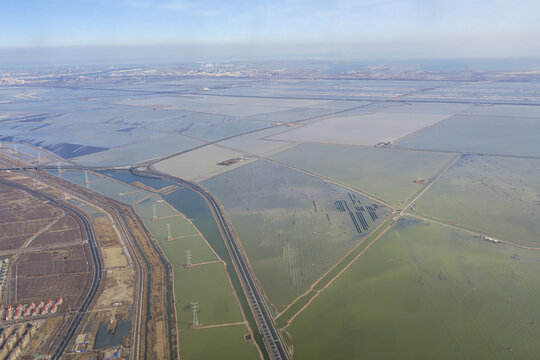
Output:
1 0 540 60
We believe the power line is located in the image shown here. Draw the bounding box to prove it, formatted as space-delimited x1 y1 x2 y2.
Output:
186 250 192 268
152 202 158 221
191 302 199 328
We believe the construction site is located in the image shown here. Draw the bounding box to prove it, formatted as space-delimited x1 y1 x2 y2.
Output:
0 146 175 360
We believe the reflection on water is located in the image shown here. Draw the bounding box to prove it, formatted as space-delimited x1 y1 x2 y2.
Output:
93 320 131 350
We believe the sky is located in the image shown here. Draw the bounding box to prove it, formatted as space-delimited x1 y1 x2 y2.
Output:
1 0 540 63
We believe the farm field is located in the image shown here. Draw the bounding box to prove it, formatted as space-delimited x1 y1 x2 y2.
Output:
415 155 540 246
16 247 92 306
74 134 204 166
203 160 388 309
57 170 152 206
154 145 254 182
185 119 268 142
396 107 540 157
113 95 285 117
238 106 345 124
113 94 330 116
270 143 454 205
178 325 258 360
371 101 472 115
134 196 218 264
58 169 103 185
161 185 269 352
0 179 92 306
178 94 329 108
28 214 84 248
4 76 540 360
401 81 540 105
44 166 256 359
217 126 296 157
132 192 242 326
98 169 172 191
88 178 150 205
131 189 256 359
266 111 450 146
172 262 243 328
289 218 540 360
203 79 440 100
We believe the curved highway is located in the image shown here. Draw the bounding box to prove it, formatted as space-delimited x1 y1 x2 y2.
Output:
134 167 291 360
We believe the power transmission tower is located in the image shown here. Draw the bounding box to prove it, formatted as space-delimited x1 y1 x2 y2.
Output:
167 223 172 241
84 171 90 188
152 202 158 221
57 162 63 177
186 250 192 268
191 302 199 328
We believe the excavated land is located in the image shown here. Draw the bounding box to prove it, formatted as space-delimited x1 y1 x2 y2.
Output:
27 214 86 248
15 246 92 305
0 179 91 308
35 170 176 360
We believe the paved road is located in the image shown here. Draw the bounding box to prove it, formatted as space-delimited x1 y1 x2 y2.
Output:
135 167 291 360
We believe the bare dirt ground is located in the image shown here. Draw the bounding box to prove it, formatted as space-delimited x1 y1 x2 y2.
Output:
15 244 92 306
93 216 121 247
94 268 134 310
0 178 93 309
102 247 128 268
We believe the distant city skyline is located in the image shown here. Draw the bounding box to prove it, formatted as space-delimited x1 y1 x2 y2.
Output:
1 0 540 64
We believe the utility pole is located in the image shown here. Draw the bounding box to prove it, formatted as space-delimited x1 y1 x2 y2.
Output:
57 162 63 177
167 223 172 241
191 302 199 328
186 250 192 268
84 171 90 188
152 202 158 221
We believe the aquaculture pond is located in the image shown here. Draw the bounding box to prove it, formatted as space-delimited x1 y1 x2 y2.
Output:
289 218 540 359
203 160 389 309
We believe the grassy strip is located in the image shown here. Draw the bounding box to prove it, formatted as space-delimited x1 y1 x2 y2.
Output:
131 212 176 360
315 217 391 291
275 291 317 328
276 216 393 327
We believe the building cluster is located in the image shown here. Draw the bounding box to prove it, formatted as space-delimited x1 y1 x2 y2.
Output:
2 298 63 320
0 322 40 359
